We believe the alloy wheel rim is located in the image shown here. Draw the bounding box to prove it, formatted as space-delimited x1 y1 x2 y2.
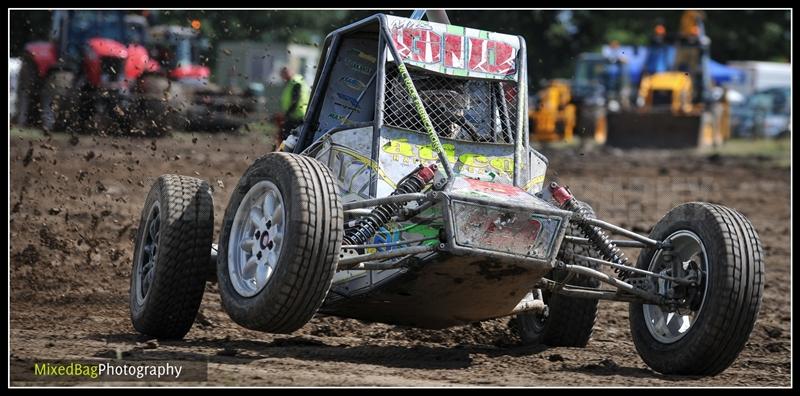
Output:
643 230 709 344
228 180 286 297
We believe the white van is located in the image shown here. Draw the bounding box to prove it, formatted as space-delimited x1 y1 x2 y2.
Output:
9 57 21 120
728 61 791 96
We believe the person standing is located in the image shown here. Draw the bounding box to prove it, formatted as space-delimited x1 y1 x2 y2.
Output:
274 66 310 149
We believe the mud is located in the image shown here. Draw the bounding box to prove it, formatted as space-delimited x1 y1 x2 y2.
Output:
9 131 791 386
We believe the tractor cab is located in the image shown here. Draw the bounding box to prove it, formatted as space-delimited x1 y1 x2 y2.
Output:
51 10 130 85
124 14 150 45
52 11 127 63
49 10 158 92
15 10 162 132
572 52 632 111
605 11 728 149
148 25 212 82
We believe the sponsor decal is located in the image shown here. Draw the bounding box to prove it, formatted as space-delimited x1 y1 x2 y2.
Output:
393 28 442 64
464 177 523 196
444 33 465 69
369 226 401 253
381 138 514 176
467 36 516 75
335 92 361 108
340 75 367 91
351 49 377 63
523 174 546 191
333 101 361 113
328 112 352 124
343 57 374 75
330 144 397 189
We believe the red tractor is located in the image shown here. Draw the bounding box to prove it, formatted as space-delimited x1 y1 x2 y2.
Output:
14 10 164 134
146 24 259 131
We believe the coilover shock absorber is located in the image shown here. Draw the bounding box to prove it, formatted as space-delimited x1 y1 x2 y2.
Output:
549 182 633 280
343 164 438 247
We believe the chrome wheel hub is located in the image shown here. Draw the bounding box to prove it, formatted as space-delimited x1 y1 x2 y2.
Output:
643 230 709 344
228 180 285 297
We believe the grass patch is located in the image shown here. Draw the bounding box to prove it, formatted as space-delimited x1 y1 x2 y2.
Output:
9 126 49 140
9 121 278 142
706 137 791 167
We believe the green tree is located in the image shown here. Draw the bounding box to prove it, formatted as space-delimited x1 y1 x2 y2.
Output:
10 9 790 86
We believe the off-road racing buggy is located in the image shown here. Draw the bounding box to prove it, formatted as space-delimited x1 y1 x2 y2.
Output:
129 13 764 376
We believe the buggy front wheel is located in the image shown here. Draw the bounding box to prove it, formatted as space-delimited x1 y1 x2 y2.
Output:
629 202 764 376
217 153 343 333
516 200 600 347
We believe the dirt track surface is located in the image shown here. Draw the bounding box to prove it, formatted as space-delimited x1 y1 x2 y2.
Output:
10 131 791 386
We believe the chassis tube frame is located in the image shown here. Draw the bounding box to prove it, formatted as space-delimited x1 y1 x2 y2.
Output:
342 192 429 210
562 263 664 305
562 235 650 248
566 252 694 285
337 244 437 270
580 217 662 247
341 236 439 250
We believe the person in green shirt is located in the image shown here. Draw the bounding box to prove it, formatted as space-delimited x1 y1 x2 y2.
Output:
276 66 310 146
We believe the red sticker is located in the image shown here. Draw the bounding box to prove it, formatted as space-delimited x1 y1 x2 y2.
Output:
393 28 441 64
468 37 516 75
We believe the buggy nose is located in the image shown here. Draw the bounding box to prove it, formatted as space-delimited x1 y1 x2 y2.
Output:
440 177 572 268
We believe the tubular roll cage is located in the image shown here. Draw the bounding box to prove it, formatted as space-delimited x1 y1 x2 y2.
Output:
289 14 681 311
294 14 530 189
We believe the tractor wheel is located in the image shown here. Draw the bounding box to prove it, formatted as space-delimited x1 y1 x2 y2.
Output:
137 75 172 136
14 55 39 127
217 153 342 333
629 202 764 376
134 99 171 137
40 71 75 132
165 83 192 131
89 98 118 135
515 201 601 347
129 175 214 339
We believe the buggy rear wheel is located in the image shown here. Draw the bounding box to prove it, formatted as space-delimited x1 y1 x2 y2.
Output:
515 201 600 347
217 153 343 333
40 71 74 132
14 55 39 127
629 202 764 376
129 175 214 339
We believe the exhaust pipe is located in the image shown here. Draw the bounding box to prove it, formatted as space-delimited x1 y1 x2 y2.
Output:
427 10 451 24
410 9 451 24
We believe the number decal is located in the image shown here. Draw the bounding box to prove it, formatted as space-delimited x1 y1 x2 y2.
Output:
391 27 517 76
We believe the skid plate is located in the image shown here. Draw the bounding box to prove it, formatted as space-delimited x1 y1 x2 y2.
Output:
442 177 571 267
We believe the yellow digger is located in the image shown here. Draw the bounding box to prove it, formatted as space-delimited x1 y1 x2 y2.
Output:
531 50 627 145
529 79 577 143
605 11 730 149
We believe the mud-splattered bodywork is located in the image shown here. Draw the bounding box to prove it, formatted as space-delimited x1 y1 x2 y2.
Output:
294 14 569 328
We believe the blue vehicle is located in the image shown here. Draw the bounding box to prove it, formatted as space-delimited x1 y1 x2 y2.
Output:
731 87 791 138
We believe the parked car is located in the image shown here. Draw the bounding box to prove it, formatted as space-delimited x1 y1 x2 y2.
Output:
9 57 21 120
731 87 791 138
